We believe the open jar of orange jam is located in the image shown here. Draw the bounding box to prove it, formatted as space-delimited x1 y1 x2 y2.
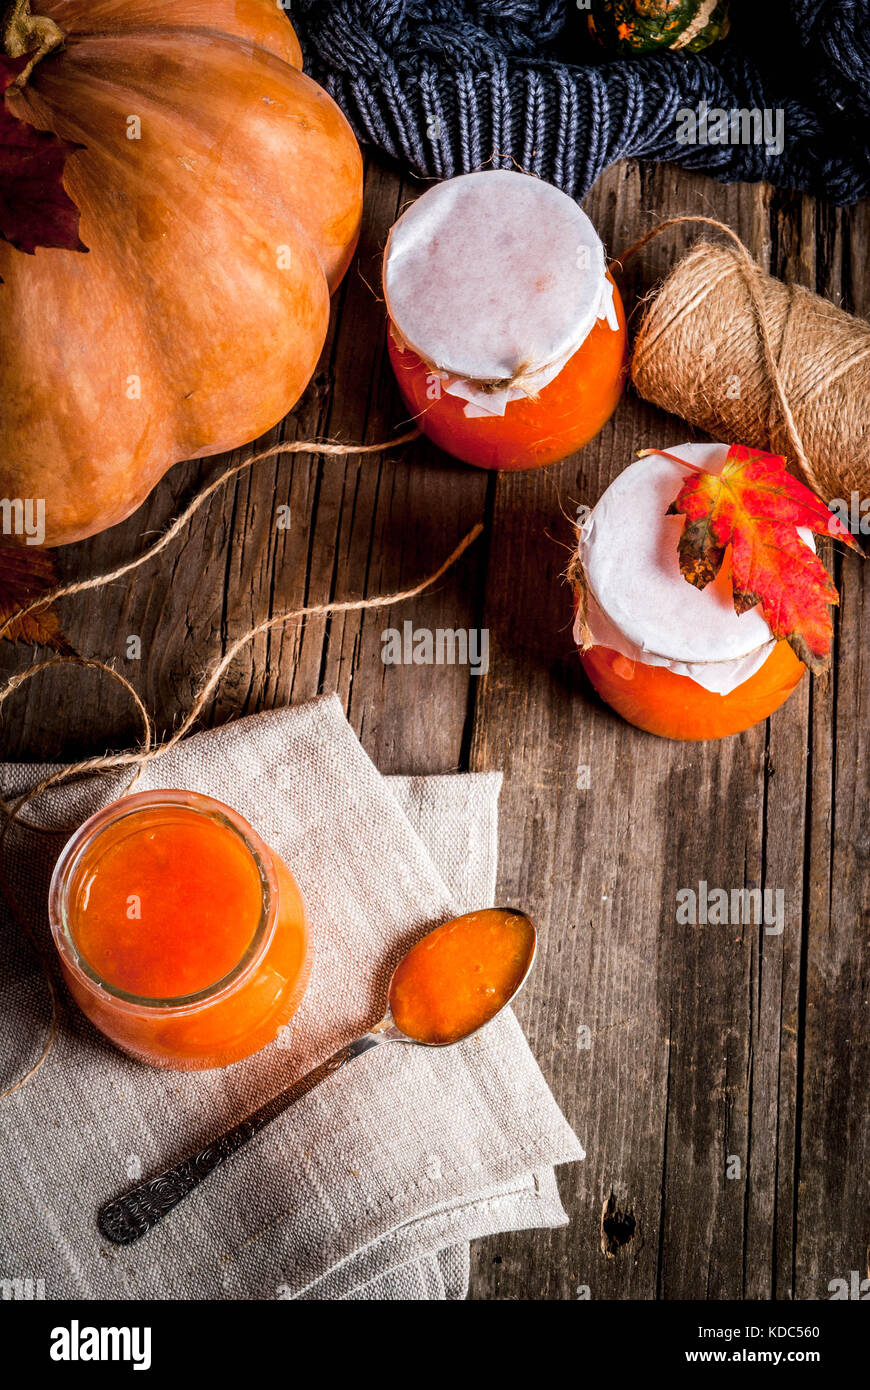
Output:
49 790 312 1070
574 443 807 740
383 170 628 471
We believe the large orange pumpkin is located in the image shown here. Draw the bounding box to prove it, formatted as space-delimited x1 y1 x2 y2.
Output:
0 1 363 545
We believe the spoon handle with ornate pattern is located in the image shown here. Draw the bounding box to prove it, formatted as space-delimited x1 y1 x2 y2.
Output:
98 1029 390 1245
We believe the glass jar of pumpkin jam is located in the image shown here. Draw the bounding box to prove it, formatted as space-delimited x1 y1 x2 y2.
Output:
383 170 628 471
49 790 311 1070
574 442 807 741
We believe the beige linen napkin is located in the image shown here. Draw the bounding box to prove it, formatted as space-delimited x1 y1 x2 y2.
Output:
0 695 583 1300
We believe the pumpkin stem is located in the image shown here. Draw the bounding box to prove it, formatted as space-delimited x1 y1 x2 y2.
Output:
2 0 65 87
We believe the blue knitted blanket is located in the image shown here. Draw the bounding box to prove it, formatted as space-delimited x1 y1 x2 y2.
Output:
288 1 870 205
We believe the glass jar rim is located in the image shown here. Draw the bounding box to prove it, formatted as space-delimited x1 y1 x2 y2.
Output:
48 789 279 1015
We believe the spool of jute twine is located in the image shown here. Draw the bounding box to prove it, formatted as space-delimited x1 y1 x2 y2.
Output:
624 216 870 506
0 425 490 1100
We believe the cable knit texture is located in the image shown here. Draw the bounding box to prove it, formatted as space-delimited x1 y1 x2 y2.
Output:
288 1 870 205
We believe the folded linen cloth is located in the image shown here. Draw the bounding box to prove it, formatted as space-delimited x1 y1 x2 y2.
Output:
0 695 583 1300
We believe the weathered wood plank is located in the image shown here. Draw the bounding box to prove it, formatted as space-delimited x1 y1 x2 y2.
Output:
792 193 870 1300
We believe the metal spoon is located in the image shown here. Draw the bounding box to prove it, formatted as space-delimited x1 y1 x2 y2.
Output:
98 907 536 1245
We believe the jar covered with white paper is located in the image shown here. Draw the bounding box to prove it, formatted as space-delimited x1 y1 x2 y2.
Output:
383 170 628 471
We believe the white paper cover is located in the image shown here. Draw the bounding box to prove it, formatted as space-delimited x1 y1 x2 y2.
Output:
574 442 815 697
384 170 619 419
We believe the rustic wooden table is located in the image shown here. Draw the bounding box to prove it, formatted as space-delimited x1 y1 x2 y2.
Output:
3 155 867 1301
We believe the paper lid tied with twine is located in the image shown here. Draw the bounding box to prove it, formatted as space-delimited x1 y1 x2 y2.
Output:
573 442 816 697
383 170 619 419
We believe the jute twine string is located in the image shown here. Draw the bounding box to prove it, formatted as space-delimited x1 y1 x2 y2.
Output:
0 427 491 1100
619 215 870 504
0 429 417 643
389 322 545 402
474 358 543 399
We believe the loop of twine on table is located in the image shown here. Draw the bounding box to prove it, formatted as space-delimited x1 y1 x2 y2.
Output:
0 426 491 1101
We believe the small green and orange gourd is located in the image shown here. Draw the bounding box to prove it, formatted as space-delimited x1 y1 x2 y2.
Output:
588 0 731 55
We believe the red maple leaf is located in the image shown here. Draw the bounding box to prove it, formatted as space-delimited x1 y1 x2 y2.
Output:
0 54 86 278
644 445 863 674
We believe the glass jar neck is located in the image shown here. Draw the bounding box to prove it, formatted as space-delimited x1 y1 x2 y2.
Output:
49 790 279 1015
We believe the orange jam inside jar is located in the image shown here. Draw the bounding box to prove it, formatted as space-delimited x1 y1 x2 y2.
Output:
49 791 312 1070
574 443 807 741
389 908 536 1046
383 170 628 471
